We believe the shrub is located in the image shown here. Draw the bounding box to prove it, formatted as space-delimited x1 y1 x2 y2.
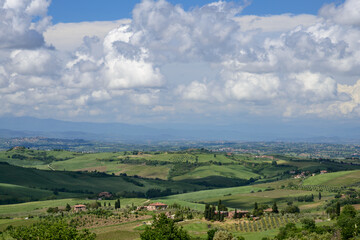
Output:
6 218 96 240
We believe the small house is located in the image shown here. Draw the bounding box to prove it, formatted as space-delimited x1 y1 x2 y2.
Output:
74 204 86 212
146 202 168 211
228 210 249 218
98 192 112 199
263 208 273 214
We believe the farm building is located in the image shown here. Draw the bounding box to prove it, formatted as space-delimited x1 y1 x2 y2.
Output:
228 210 249 218
98 192 112 199
146 202 168 211
74 204 86 212
264 208 273 213
215 211 229 217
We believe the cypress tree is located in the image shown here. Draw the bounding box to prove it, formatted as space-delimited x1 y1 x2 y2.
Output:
336 202 341 216
272 202 279 213
210 205 216 220
318 192 322 200
115 199 121 209
65 203 71 212
204 204 210 220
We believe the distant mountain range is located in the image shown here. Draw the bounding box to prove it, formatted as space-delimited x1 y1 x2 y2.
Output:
0 116 359 143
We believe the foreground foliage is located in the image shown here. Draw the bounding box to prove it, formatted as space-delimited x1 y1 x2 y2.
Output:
140 213 191 240
5 217 96 240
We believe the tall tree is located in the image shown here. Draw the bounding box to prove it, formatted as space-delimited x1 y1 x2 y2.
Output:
272 202 279 214
115 199 121 209
65 203 71 212
233 209 238 219
337 205 360 239
210 205 216 220
336 202 341 216
140 213 190 240
204 204 210 220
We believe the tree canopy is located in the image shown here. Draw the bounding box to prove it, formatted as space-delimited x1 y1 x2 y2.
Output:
140 213 191 240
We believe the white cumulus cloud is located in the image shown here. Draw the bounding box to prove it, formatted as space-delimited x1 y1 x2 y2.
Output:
1 0 360 122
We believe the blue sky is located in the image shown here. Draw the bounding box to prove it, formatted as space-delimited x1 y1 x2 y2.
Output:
49 0 342 23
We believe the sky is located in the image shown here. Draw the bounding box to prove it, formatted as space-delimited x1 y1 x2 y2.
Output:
47 0 341 23
1 0 360 134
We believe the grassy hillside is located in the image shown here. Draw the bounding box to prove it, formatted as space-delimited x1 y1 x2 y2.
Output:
163 177 338 210
2 148 359 183
2 148 360 206
0 149 262 182
0 162 206 204
303 170 360 187
173 165 259 181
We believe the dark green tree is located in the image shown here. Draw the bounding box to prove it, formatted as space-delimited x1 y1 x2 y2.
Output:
210 205 216 220
272 202 279 213
204 204 210 220
336 202 341 216
115 199 121 209
337 205 360 239
207 228 218 240
282 205 300 214
6 218 96 240
65 203 71 212
140 213 190 240
275 223 299 240
318 192 322 200
253 202 263 216
301 218 316 232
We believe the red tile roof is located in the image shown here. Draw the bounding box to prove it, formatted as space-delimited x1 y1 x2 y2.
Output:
149 202 167 206
74 204 86 208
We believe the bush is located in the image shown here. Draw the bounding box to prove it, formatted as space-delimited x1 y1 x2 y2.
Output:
282 205 300 214
47 207 59 213
5 218 96 240
140 213 190 240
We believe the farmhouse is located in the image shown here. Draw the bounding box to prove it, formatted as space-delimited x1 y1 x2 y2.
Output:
228 210 249 218
263 208 273 213
320 170 328 174
98 192 112 199
74 204 86 212
215 210 228 216
146 202 168 211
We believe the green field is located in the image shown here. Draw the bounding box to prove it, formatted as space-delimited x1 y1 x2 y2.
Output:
0 198 147 217
303 170 360 186
0 162 206 204
173 165 259 181
1 147 360 239
164 185 265 203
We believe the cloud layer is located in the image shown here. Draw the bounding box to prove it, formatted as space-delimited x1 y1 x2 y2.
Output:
1 0 360 123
